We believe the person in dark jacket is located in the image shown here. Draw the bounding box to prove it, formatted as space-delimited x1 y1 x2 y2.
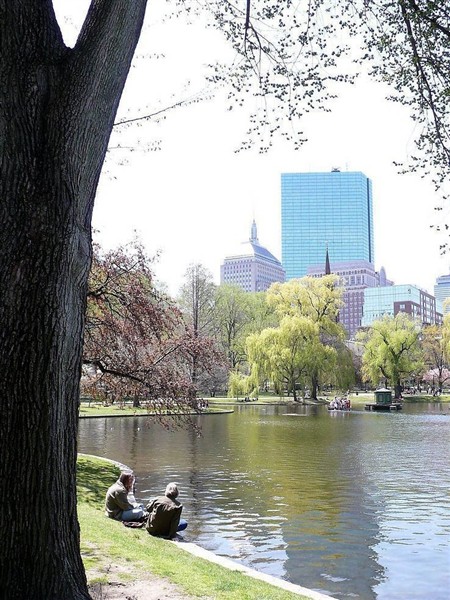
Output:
145 482 188 539
105 471 146 522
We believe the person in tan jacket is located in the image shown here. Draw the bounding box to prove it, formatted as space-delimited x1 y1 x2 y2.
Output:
105 471 146 522
145 482 188 539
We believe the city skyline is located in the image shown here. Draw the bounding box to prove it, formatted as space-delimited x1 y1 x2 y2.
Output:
93 135 449 298
54 1 450 297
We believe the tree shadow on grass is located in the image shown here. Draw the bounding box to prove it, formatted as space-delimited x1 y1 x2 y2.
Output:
77 455 120 505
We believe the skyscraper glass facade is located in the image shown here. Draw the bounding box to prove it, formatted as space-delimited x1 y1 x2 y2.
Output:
361 285 442 327
281 171 374 279
434 274 450 314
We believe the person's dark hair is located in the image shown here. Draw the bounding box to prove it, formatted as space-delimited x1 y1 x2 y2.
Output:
119 471 133 490
165 482 179 499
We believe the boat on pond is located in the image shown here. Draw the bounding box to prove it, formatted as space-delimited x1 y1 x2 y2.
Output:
328 396 351 411
365 387 403 411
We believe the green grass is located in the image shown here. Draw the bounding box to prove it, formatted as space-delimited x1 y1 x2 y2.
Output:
79 402 149 417
80 392 450 417
79 402 232 418
208 395 298 405
347 392 450 405
77 455 310 599
208 392 450 408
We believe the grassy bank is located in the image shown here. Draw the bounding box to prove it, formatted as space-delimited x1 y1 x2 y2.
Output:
347 392 450 405
77 455 309 600
79 393 450 419
208 392 450 406
208 395 301 406
79 403 232 418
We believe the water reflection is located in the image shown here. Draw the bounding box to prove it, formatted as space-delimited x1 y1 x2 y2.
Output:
78 404 450 600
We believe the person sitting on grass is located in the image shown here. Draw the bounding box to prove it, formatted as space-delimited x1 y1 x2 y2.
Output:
145 482 188 539
105 471 146 522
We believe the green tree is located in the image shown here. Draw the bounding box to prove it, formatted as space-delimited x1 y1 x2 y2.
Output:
246 291 279 332
357 314 424 398
442 313 450 365
214 285 276 371
215 284 253 369
246 316 326 402
420 324 449 392
266 277 348 399
178 264 218 390
267 276 343 331
227 368 258 400
326 339 356 393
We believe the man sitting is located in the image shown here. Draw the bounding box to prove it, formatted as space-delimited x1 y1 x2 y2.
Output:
105 471 146 522
146 482 188 539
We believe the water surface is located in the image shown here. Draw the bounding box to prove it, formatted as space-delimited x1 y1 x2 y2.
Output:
78 403 450 599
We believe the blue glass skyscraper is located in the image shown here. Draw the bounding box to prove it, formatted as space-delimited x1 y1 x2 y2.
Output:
281 171 374 279
434 273 450 315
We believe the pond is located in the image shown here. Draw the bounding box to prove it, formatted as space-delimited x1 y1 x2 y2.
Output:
78 402 450 600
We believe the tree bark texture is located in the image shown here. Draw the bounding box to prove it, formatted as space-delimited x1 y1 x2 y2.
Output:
0 1 147 597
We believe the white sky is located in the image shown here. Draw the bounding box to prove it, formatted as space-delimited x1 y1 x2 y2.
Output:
54 1 450 296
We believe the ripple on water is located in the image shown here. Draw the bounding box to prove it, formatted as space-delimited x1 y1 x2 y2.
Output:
78 404 450 600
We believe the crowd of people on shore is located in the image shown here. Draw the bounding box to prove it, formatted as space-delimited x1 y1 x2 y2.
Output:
402 385 443 396
105 471 187 539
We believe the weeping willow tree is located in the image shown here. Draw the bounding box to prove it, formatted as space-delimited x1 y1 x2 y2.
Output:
266 277 348 399
246 315 324 402
357 314 424 398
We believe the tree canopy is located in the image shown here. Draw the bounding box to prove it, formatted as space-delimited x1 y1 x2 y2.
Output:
420 324 450 391
267 276 343 333
246 315 324 401
214 284 253 369
214 285 276 370
113 1 450 178
83 241 218 415
244 277 351 400
357 313 424 397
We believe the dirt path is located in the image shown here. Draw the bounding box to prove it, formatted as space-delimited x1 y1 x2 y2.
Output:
87 558 201 600
89 576 195 600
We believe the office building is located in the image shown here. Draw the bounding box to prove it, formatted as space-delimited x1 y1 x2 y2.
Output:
361 285 443 328
434 273 450 314
281 170 374 279
220 220 285 292
308 259 392 338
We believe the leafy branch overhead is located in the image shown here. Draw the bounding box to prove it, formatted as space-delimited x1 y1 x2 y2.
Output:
124 0 450 172
351 1 450 182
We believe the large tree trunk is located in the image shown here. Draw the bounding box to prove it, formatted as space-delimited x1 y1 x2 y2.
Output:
0 1 147 597
394 381 403 400
311 372 319 401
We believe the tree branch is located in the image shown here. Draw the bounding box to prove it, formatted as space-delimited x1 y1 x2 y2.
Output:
404 0 450 39
399 0 450 163
57 0 149 207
